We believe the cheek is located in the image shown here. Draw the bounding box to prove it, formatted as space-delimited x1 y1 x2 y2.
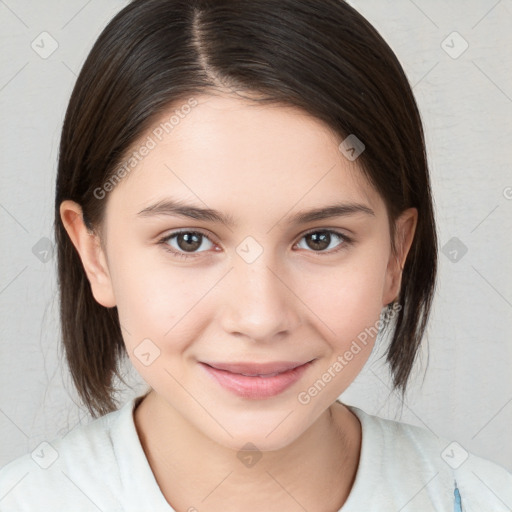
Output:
107 242 197 349
303 249 389 339
293 256 389 404
107 242 231 383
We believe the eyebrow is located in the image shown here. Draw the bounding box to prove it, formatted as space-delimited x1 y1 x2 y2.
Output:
137 198 375 227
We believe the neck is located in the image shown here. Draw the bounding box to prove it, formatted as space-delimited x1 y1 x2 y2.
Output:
134 391 361 512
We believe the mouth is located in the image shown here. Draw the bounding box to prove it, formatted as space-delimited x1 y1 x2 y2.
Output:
198 359 315 399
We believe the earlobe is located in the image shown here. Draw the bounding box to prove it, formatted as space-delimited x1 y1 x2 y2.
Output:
383 208 418 306
59 200 117 308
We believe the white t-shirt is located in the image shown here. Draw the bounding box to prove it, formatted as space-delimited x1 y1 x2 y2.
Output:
1 394 511 511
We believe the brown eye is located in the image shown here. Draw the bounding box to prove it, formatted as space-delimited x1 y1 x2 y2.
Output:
160 230 215 257
296 230 350 253
175 232 202 252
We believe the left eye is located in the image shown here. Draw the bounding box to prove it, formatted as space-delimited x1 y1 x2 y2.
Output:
296 230 349 253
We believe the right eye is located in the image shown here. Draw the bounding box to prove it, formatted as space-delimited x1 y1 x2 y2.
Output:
158 230 217 259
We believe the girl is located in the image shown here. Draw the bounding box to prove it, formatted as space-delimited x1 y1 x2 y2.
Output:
1 0 511 510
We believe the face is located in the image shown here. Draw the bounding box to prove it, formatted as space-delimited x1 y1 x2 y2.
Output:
65 93 416 451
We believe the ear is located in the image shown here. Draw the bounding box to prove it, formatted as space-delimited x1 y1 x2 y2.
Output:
59 200 116 308
382 207 418 306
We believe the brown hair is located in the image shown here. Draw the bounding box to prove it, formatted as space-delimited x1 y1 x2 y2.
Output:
55 0 437 418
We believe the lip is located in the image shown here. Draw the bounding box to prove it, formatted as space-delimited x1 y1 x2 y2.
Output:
199 360 314 399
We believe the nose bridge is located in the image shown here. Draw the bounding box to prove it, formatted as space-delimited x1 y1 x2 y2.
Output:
220 243 300 340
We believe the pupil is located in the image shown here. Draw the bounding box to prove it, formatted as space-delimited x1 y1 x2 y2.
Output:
308 232 330 250
179 232 201 252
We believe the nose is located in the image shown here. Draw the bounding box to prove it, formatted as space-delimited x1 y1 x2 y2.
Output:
218 252 302 343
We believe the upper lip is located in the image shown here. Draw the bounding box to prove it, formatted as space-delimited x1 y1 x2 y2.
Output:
201 360 312 376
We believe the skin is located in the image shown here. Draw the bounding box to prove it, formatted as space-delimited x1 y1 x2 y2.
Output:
61 93 417 512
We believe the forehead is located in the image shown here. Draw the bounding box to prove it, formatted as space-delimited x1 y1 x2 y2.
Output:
106 93 384 223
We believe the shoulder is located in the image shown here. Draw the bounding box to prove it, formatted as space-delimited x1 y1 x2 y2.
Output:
347 405 512 511
0 403 128 512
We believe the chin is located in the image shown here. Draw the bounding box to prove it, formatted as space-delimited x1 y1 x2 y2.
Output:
198 406 317 453
214 426 304 454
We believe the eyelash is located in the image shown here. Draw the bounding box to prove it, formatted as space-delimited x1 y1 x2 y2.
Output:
157 228 354 260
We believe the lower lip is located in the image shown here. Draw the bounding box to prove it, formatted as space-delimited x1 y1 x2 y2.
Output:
199 361 313 400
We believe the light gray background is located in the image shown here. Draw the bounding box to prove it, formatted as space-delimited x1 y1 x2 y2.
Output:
1 0 511 474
